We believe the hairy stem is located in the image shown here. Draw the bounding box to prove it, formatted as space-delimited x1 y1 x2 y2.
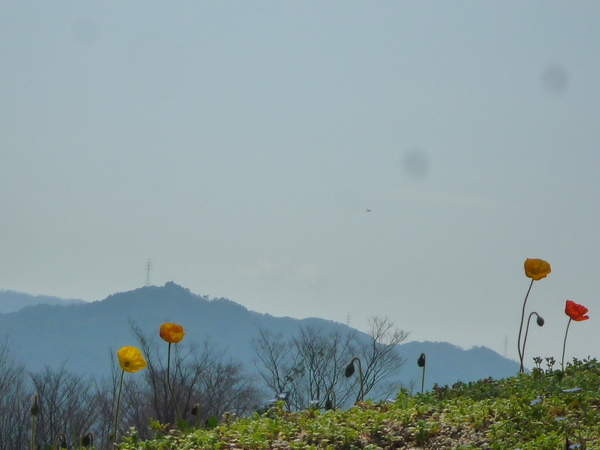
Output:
112 369 125 444
167 343 182 425
517 279 534 373
561 318 572 371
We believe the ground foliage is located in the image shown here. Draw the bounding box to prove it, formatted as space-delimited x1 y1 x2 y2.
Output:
118 358 600 450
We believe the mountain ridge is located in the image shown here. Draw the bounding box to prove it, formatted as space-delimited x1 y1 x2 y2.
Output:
0 282 520 391
0 289 85 313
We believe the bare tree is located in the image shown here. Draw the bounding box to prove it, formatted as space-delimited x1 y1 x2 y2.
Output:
292 326 357 408
253 324 360 410
197 357 262 420
252 328 303 409
0 339 31 450
92 352 121 450
0 328 263 450
124 323 261 438
253 318 408 410
354 316 408 401
29 364 98 448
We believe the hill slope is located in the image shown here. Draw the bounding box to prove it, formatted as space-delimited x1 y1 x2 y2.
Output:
0 289 84 313
0 282 519 390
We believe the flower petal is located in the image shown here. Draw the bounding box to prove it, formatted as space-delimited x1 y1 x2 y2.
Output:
524 258 551 281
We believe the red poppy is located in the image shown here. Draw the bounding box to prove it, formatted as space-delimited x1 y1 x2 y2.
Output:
565 300 589 322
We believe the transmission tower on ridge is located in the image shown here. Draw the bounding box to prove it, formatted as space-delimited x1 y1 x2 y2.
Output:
145 258 152 287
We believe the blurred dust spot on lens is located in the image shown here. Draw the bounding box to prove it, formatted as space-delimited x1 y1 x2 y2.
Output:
541 63 568 94
402 150 429 179
70 18 100 46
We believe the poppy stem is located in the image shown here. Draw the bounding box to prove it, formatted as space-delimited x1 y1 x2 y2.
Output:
112 369 125 444
349 357 364 402
517 279 534 373
417 353 427 393
30 394 38 450
521 312 542 372
53 433 66 450
561 318 572 371
325 389 337 410
30 416 35 450
166 342 182 425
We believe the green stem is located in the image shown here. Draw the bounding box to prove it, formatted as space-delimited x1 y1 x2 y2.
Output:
167 343 182 425
521 312 540 373
112 369 125 444
53 433 66 450
421 364 426 394
30 416 36 450
517 279 534 373
561 318 572 371
350 357 364 402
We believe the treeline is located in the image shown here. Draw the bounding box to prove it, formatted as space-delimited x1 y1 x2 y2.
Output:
0 333 260 450
0 317 406 450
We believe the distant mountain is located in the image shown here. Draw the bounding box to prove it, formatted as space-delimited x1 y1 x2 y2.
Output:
396 341 520 391
0 282 520 392
0 289 85 313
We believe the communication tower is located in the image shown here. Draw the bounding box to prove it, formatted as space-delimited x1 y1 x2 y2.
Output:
145 258 152 287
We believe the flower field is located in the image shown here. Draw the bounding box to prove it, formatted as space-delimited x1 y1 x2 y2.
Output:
118 358 600 450
20 257 597 449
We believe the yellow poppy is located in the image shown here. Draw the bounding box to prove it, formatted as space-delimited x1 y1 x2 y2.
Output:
117 346 147 373
160 322 186 344
524 258 551 281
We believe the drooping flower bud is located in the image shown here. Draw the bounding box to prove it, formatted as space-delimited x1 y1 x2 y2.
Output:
344 362 355 378
80 433 94 448
54 433 67 450
536 316 545 327
417 353 426 368
325 389 336 410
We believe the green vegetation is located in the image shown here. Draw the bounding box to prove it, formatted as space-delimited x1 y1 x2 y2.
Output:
118 358 600 450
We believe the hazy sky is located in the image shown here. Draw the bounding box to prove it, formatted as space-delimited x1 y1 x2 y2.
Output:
1 2 599 367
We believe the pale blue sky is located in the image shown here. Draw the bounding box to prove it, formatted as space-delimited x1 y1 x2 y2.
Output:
1 2 599 367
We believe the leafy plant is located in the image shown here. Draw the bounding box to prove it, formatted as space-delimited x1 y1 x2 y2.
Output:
117 358 600 450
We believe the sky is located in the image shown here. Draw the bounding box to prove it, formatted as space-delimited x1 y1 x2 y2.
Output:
1 2 599 368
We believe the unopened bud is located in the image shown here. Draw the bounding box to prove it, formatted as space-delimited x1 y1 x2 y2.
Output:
81 432 93 448
537 316 545 326
31 394 40 417
344 362 355 378
417 353 426 368
54 433 67 449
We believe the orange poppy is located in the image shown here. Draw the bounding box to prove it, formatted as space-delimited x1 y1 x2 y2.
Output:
159 322 186 344
524 259 551 281
565 300 589 322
